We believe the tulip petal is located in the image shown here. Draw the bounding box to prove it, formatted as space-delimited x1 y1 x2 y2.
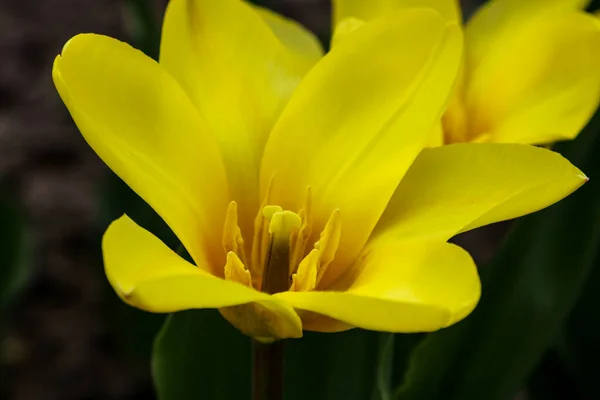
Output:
276 240 480 332
253 5 324 67
332 0 460 26
375 143 587 242
464 2 600 144
52 34 228 271
160 0 319 238
104 215 302 339
260 9 462 286
467 0 590 74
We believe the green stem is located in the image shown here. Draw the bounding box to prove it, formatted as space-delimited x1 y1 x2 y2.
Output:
252 340 284 400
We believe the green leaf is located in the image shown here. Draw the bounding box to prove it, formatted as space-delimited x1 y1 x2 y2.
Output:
373 333 395 400
550 248 600 399
285 330 387 400
152 309 252 400
395 111 600 400
390 333 424 390
0 184 32 311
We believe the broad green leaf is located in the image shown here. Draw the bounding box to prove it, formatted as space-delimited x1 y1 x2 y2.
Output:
390 333 424 390
0 184 32 311
285 330 388 400
152 309 251 400
395 110 600 400
548 249 600 399
373 333 395 400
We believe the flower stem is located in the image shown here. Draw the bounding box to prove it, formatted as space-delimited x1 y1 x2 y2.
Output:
252 339 284 400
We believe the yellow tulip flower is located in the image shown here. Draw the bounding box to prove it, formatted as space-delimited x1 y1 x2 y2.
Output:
53 0 586 340
334 0 600 145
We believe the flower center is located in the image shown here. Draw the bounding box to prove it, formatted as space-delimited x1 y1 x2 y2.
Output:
221 188 341 293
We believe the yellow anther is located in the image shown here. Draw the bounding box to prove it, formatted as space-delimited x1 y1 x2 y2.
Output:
290 187 313 275
290 249 318 292
224 251 252 287
294 209 342 290
290 209 342 292
222 201 247 265
315 209 341 282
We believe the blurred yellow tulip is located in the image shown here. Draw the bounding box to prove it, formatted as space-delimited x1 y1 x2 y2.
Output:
333 0 600 145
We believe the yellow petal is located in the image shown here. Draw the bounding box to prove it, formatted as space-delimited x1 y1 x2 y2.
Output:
276 240 480 332
332 0 461 26
375 143 587 242
467 0 589 62
330 17 366 47
52 34 228 271
104 215 302 339
261 9 462 286
428 122 446 147
466 0 592 90
160 0 319 239
252 5 324 67
464 3 600 144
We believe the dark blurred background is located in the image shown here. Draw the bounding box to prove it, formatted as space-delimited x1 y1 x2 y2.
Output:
0 2 325 399
0 1 508 399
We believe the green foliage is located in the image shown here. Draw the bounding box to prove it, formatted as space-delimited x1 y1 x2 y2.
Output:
285 330 390 400
560 266 600 399
534 240 600 399
153 310 252 400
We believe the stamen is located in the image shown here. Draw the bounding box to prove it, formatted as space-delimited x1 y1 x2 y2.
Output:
260 206 283 280
314 209 341 284
289 187 313 276
222 201 247 266
250 177 275 289
225 181 341 295
262 211 301 294
224 251 252 287
290 249 318 292
290 209 342 292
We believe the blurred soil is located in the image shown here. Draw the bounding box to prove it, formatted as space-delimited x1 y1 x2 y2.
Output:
0 1 157 399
